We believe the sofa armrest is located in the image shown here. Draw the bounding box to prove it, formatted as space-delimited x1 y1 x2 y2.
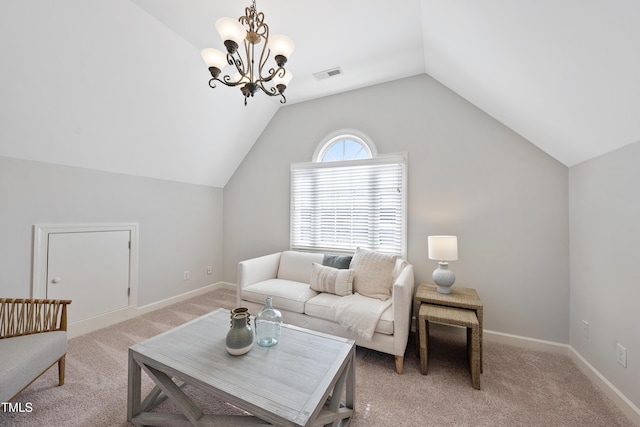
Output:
391 264 415 356
237 252 282 306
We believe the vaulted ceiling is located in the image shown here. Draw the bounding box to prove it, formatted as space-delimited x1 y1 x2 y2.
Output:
1 1 639 187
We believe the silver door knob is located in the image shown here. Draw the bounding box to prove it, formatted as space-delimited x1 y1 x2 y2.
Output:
51 277 62 283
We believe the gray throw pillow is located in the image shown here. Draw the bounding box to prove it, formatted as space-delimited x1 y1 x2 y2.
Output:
322 254 353 269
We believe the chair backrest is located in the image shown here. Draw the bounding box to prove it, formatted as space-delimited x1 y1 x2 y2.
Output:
0 299 72 339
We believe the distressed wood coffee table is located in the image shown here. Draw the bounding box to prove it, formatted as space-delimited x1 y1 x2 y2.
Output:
128 308 356 426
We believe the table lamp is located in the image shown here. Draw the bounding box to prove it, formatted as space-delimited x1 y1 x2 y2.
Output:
428 236 458 294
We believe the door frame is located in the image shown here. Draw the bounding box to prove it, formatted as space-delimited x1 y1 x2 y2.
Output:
32 223 139 310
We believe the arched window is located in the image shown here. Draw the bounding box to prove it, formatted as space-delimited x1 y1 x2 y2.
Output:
291 130 407 257
314 130 377 162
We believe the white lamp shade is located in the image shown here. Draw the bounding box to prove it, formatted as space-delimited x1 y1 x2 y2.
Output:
267 34 295 59
428 236 458 261
273 70 293 87
215 17 246 46
201 48 227 70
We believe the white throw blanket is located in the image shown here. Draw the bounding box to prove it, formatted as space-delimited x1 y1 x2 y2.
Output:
331 293 392 341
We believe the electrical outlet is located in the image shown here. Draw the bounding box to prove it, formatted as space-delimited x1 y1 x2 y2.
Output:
582 320 589 339
616 343 627 368
183 271 190 280
207 266 213 275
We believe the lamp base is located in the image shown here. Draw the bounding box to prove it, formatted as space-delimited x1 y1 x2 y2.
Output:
436 285 452 294
433 262 455 294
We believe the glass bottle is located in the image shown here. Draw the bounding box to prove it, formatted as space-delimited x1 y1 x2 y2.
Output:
255 296 282 347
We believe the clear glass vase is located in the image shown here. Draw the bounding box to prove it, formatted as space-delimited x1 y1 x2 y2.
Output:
255 296 282 347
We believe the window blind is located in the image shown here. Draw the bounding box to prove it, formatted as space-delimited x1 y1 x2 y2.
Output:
290 153 407 257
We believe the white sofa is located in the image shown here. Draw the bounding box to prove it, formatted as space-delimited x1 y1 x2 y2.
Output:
237 250 415 374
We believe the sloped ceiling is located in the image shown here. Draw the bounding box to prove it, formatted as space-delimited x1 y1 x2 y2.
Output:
1 1 639 187
421 1 640 167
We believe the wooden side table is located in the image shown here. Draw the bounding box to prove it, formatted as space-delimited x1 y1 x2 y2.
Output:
414 283 484 372
419 303 480 389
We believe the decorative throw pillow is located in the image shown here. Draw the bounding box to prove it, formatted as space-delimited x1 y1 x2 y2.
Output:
310 263 354 296
349 247 397 301
322 254 353 269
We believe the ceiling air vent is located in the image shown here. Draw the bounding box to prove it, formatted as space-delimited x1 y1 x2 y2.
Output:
313 67 343 80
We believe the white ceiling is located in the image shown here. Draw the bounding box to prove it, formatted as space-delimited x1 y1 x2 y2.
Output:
421 1 640 167
130 0 427 106
2 1 639 187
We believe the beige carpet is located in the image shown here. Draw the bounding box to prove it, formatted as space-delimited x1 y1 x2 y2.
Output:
1 288 633 426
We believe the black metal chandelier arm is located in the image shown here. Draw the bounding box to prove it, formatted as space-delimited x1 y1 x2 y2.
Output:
261 66 286 83
253 13 267 37
256 81 278 96
209 75 248 88
255 82 286 104
255 29 272 78
242 1 258 30
242 1 266 36
228 52 246 77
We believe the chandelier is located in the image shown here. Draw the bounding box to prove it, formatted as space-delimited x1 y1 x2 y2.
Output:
201 0 295 106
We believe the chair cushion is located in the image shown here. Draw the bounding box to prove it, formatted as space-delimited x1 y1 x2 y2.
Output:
241 279 318 313
310 263 354 296
0 331 67 402
349 247 397 301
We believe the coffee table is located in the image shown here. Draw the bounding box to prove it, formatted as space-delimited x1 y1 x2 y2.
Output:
128 308 356 426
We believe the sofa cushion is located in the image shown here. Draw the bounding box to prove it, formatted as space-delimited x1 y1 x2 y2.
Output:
277 251 324 283
322 254 353 269
241 279 318 313
304 293 394 335
310 263 354 296
349 247 398 301
304 292 342 321
0 331 67 402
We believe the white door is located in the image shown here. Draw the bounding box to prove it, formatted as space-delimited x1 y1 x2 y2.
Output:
46 230 131 324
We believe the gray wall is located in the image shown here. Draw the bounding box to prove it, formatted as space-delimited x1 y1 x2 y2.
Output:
0 156 223 306
223 74 570 343
570 141 640 408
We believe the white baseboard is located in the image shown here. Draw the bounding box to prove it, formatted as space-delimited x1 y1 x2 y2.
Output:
483 329 570 355
427 324 570 355
135 282 235 316
570 348 640 426
67 306 138 339
67 282 231 339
